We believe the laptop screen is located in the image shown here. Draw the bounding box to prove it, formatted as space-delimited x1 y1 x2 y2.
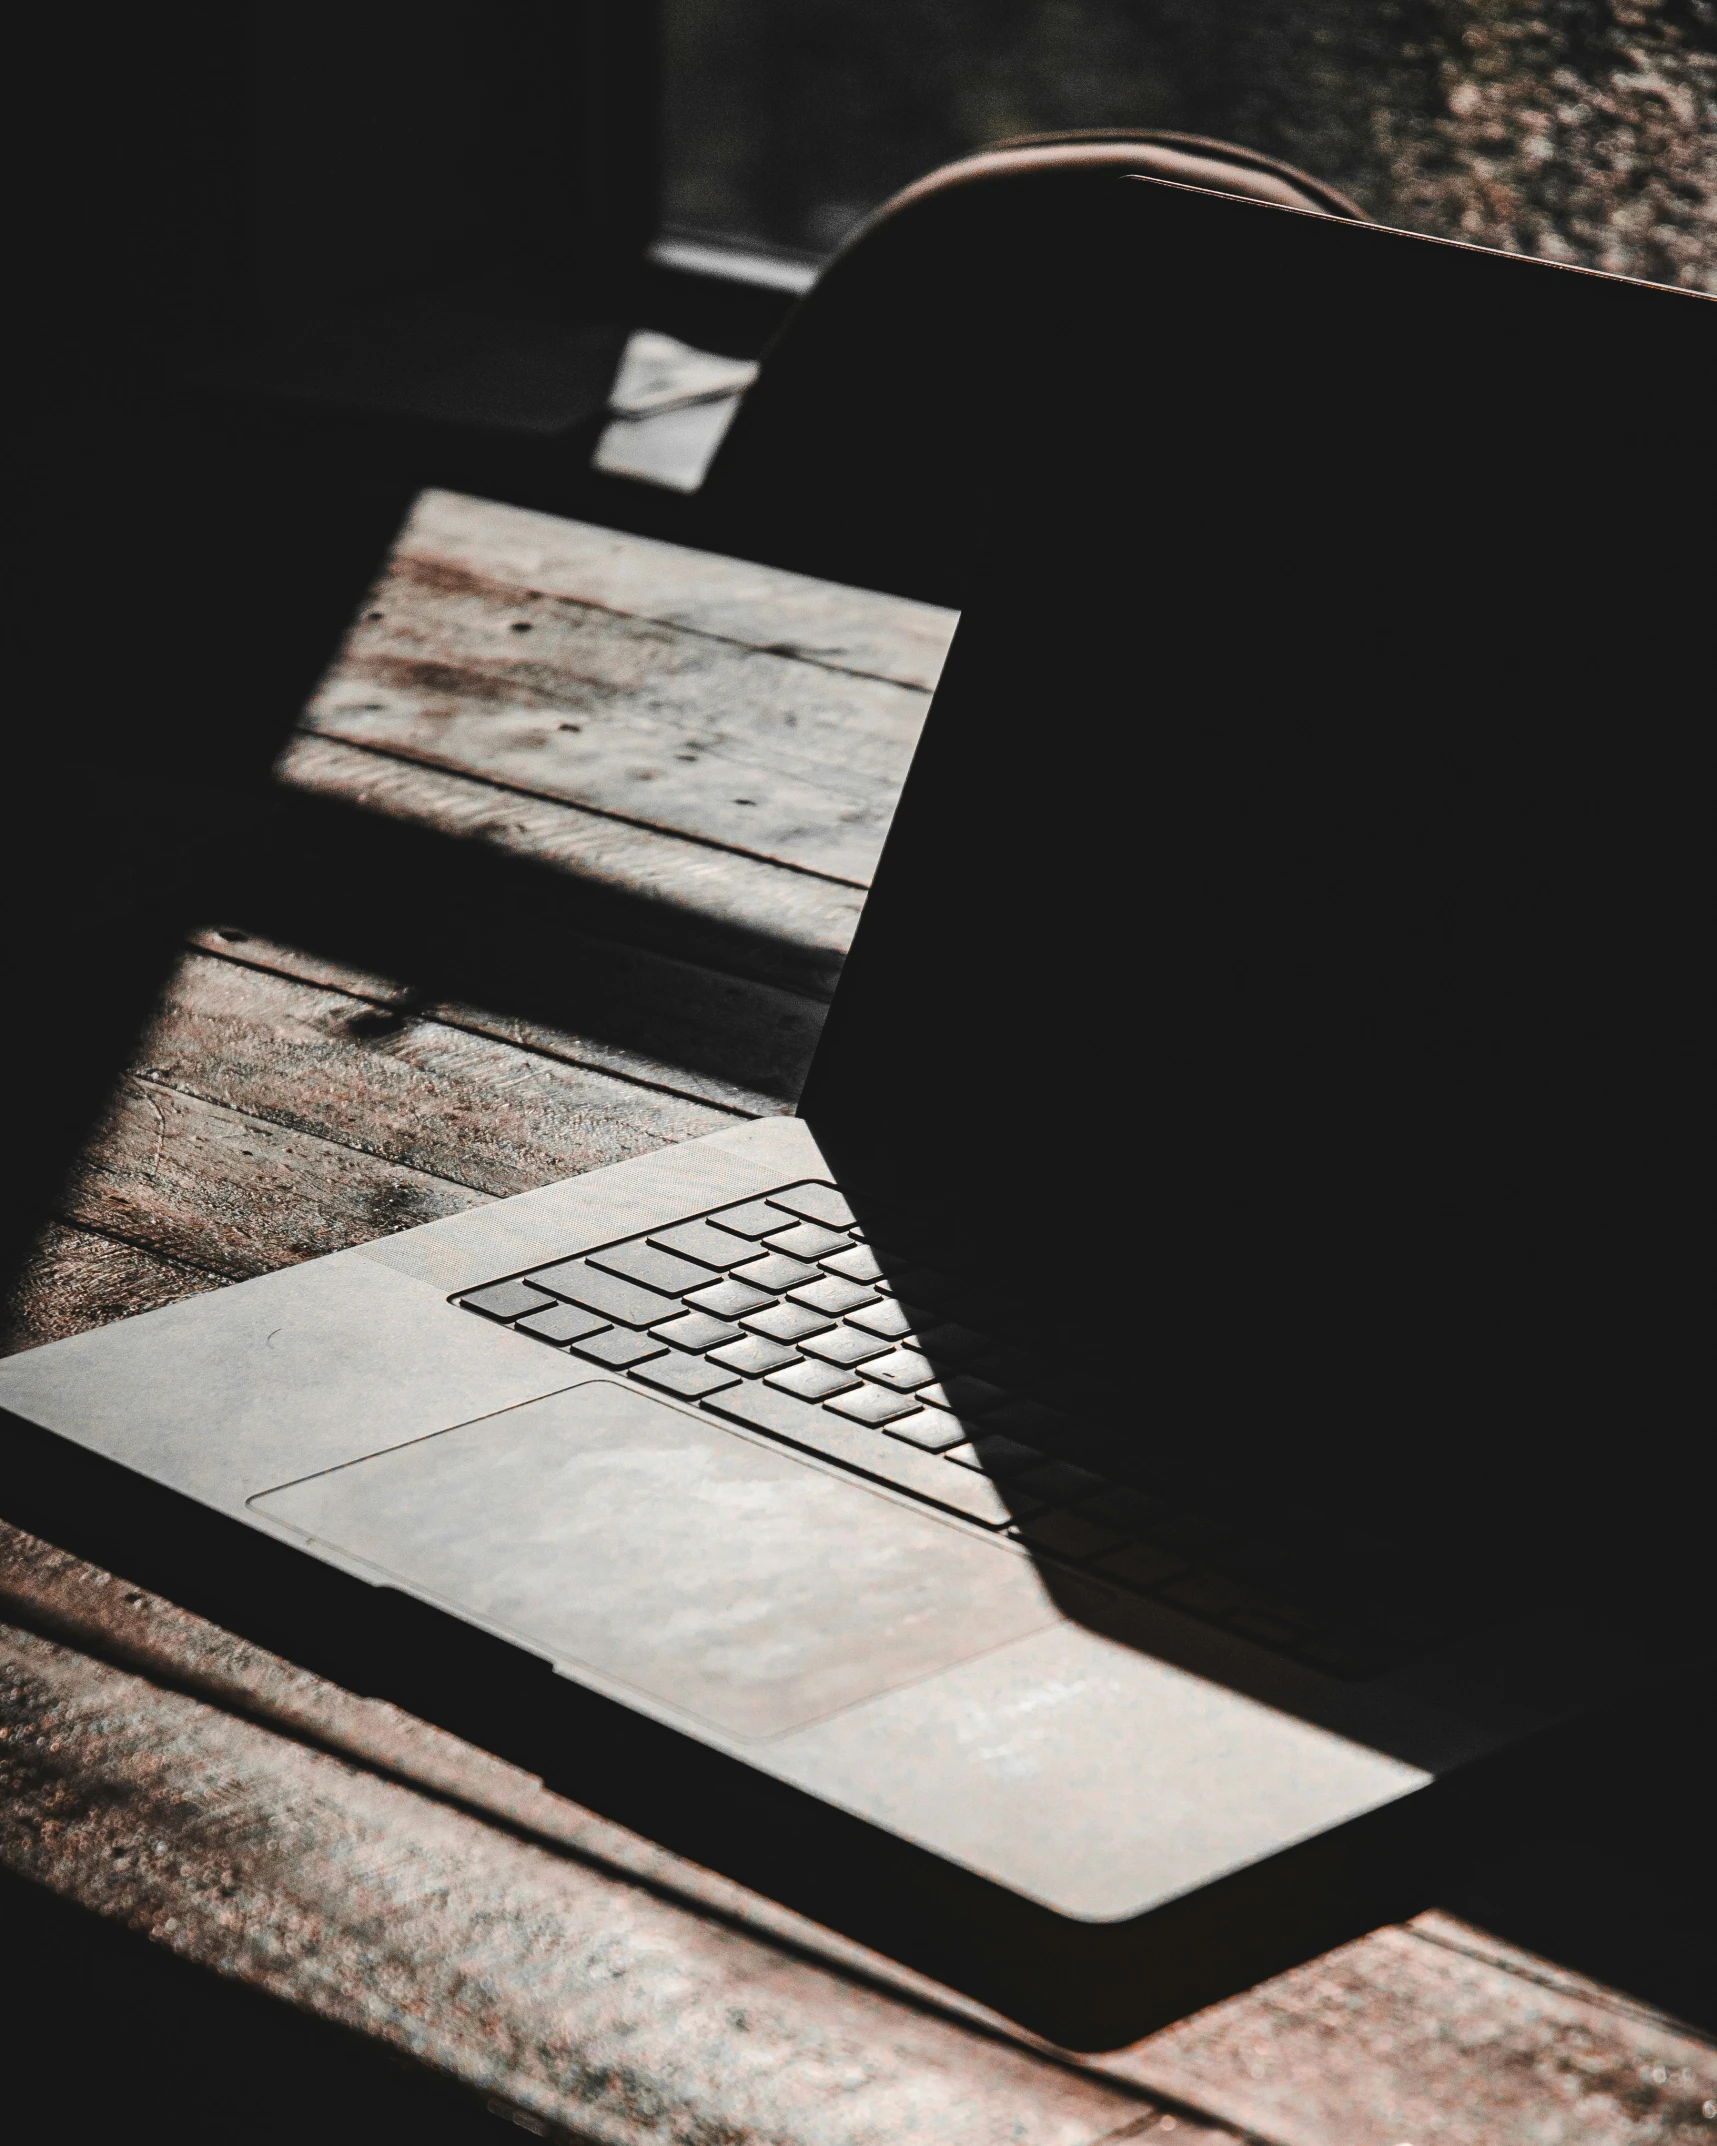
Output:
799 180 1711 1564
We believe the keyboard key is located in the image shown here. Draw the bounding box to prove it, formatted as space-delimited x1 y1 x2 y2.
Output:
845 1299 918 1340
799 1325 893 1367
859 1348 937 1393
651 1311 744 1352
819 1244 883 1283
462 1279 558 1323
708 1197 795 1238
910 1322 992 1365
1070 1486 1172 1536
827 1387 923 1428
985 1399 1075 1446
917 1374 1008 1416
1015 1459 1109 1506
524 1260 681 1329
1091 1540 1196 1592
683 1277 777 1319
787 1276 879 1317
733 1252 823 1292
589 1240 713 1296
766 1359 860 1400
882 1267 954 1306
764 1183 856 1228
1013 1508 1130 1562
702 1383 1023 1527
971 1348 1054 1393
958 1435 1046 1477
647 1218 757 1269
742 1303 834 1344
570 1328 667 1369
514 1303 609 1346
941 1449 1052 1517
708 1335 802 1376
763 1221 852 1262
883 1412 968 1453
633 1356 741 1400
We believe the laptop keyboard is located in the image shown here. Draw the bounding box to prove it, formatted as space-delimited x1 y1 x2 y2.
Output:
455 1180 1466 1678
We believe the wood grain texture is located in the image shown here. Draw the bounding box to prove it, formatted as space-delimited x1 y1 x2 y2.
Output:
303 499 946 885
305 559 925 886
186 924 820 1115
0 1519 1223 2129
1105 1916 1717 2146
0 1604 1174 2146
267 491 952 1004
0 1222 223 1358
402 488 957 691
276 733 862 997
4 937 753 1357
59 1075 487 1279
136 949 738 1200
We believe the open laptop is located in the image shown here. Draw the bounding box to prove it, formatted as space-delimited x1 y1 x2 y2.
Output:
3 180 1710 2050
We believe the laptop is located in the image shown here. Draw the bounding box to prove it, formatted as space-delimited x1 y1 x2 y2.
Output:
3 180 1710 2051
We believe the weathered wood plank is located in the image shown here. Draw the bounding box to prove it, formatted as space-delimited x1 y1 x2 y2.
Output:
0 1222 223 1359
304 547 930 885
1102 1914 1717 2146
0 1605 1173 2146
187 926 820 1115
275 733 863 996
271 490 950 1002
60 1075 488 1280
402 487 957 691
137 949 739 1200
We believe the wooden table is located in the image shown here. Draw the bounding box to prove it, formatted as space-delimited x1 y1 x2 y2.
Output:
3 493 1712 2144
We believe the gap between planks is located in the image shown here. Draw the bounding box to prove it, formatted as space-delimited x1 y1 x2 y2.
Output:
401 487 957 693
122 944 743 1207
184 926 815 1118
275 731 863 1001
306 578 914 890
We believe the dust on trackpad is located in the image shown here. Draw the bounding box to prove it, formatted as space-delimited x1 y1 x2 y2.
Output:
251 1378 1060 1739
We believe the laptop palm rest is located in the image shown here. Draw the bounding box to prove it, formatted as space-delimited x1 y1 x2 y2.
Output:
251 1379 1063 1741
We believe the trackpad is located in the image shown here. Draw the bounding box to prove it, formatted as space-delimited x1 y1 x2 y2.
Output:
251 1379 1061 1740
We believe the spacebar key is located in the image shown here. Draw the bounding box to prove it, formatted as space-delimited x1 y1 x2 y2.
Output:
703 1384 1016 1528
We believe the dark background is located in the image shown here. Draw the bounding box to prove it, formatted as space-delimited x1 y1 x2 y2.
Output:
663 0 1717 288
